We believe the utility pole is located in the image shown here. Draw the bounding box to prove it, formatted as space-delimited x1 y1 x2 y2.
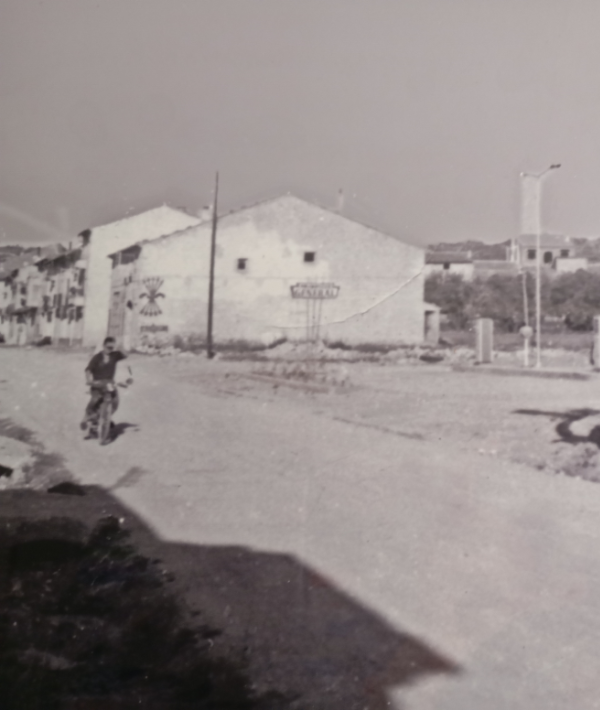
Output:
520 164 561 368
206 171 219 359
522 270 529 327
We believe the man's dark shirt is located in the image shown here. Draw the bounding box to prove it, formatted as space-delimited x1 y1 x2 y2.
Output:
86 351 126 382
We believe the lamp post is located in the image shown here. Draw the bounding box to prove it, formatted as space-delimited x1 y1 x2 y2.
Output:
519 164 561 368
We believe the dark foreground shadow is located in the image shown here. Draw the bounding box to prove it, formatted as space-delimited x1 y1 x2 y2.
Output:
0 486 459 710
515 408 600 447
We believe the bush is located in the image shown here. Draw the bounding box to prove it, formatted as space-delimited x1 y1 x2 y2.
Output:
425 273 474 330
549 270 600 331
171 334 206 353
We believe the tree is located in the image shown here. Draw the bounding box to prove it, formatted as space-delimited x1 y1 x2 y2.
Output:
424 273 474 329
425 270 590 333
548 270 600 330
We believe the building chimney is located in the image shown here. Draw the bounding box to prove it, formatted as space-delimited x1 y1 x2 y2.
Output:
336 189 345 214
197 205 213 223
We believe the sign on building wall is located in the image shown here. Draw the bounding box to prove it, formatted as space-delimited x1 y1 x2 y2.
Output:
290 282 340 299
139 277 165 316
290 282 341 343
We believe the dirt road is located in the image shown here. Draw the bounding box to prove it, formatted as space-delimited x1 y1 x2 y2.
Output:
2 347 600 709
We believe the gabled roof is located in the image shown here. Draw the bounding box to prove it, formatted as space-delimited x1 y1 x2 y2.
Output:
107 194 421 258
215 193 417 245
518 234 571 248
426 252 473 264
91 205 200 235
91 205 202 259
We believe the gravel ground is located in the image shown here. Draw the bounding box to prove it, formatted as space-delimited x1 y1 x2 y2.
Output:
2 347 600 708
160 350 600 481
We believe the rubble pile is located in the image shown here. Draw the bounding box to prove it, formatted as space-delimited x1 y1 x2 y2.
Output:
253 360 352 388
0 435 34 491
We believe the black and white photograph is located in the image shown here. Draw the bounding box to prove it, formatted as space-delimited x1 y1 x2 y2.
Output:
1 1 600 708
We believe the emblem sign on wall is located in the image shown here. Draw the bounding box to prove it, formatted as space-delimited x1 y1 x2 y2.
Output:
139 277 169 333
139 277 165 316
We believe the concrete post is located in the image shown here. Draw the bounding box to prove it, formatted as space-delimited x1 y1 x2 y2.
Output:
475 318 494 364
592 316 600 369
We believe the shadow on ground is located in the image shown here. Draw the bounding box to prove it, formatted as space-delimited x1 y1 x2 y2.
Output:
515 408 600 447
110 422 139 443
0 485 460 710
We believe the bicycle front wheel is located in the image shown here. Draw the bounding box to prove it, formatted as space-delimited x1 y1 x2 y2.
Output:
98 398 113 445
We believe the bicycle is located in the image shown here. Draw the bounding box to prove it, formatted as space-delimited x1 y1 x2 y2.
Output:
86 380 130 446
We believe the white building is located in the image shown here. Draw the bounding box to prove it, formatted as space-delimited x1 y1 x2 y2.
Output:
81 205 201 347
107 195 427 350
510 234 572 268
425 252 474 279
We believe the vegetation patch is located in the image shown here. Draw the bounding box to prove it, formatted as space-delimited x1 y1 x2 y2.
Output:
253 360 351 389
426 270 600 333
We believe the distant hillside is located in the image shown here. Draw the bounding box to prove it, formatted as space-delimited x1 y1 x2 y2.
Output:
0 246 27 264
0 245 47 265
428 237 600 262
427 240 510 260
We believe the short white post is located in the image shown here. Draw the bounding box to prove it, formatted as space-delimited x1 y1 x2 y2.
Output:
592 316 600 369
475 318 494 364
520 325 533 368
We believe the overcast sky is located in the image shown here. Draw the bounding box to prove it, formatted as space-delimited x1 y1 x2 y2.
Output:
1 0 599 246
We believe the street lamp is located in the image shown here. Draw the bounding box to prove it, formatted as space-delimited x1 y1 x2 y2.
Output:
519 164 561 368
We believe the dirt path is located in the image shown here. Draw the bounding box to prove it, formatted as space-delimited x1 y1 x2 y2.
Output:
2 347 600 708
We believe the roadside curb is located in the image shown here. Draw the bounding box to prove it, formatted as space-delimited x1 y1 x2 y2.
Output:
451 364 597 380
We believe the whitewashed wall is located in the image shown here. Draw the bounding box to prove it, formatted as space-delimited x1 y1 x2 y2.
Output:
82 206 200 348
114 197 425 349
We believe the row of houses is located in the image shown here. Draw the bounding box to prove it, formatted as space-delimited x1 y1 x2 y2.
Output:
425 233 590 280
0 245 85 347
0 195 441 350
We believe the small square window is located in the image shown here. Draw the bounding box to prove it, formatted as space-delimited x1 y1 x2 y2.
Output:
527 249 536 260
443 263 450 270
304 251 316 263
237 258 248 271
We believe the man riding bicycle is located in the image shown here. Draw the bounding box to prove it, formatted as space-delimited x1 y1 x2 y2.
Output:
81 336 133 437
